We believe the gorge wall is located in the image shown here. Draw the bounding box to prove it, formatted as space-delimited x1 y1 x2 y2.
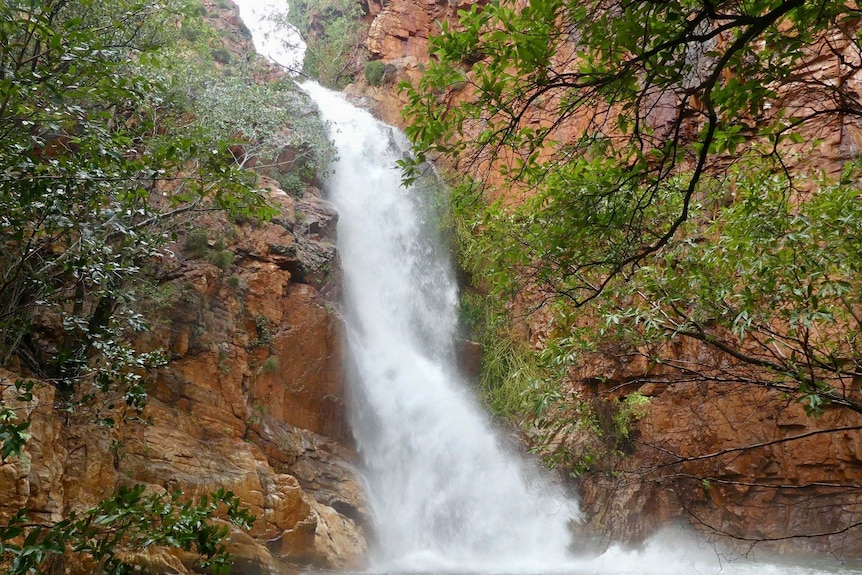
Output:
6 0 860 570
0 1 369 573
0 181 368 574
349 0 862 559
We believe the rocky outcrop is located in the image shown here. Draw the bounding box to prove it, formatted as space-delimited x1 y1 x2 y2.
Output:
341 0 455 125
0 176 368 573
568 363 862 556
0 181 367 574
365 0 432 57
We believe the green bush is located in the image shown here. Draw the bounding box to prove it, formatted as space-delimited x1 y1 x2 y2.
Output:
237 20 252 40
261 356 280 372
181 26 201 42
290 0 366 88
183 230 210 258
458 292 550 421
211 48 232 65
0 485 254 575
209 249 234 270
251 315 275 348
364 60 386 86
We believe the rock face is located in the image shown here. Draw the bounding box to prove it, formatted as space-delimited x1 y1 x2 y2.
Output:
567 356 862 556
342 0 453 125
0 1 369 572
352 0 862 558
0 180 368 574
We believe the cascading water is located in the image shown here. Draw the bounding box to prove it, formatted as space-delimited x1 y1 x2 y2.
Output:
303 83 576 570
283 86 861 575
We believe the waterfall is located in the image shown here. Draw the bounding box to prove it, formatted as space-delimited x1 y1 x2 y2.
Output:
226 0 577 567
303 82 577 570
232 0 304 72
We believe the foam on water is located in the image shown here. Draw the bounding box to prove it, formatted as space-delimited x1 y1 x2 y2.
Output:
303 81 576 569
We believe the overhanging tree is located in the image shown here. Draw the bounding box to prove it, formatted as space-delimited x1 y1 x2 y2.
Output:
402 0 862 418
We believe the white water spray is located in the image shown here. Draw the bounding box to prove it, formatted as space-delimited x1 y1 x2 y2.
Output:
232 0 304 72
299 87 862 575
304 82 576 570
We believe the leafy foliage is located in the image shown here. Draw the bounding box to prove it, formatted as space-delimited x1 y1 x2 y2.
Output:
287 0 367 87
194 77 335 186
0 485 255 575
403 0 862 418
0 0 295 570
528 388 650 476
403 0 862 301
0 0 271 386
459 292 551 420
452 160 862 416
589 169 862 415
0 380 33 463
364 60 387 86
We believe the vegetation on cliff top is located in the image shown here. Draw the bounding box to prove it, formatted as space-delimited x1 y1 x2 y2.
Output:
286 0 368 87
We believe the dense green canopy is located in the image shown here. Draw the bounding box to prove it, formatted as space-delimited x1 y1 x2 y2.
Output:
402 0 862 416
0 0 330 570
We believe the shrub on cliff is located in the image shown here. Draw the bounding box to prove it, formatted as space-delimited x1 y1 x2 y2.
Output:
0 0 276 385
286 0 367 87
194 77 335 188
365 60 387 86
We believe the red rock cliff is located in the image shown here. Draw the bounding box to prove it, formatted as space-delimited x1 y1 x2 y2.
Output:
0 0 368 571
0 180 368 574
